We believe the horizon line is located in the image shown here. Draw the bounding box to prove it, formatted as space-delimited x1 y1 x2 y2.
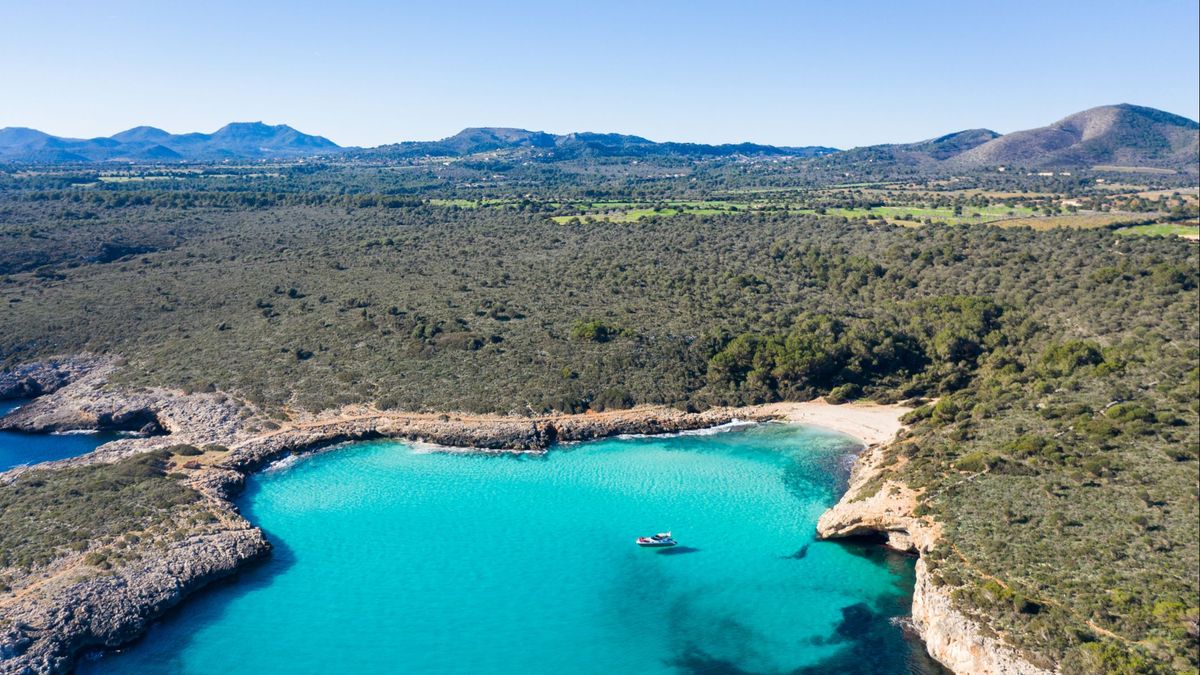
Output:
3 102 1198 152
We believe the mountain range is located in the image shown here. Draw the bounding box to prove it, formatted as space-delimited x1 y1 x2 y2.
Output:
0 122 339 163
355 127 837 160
1 104 1196 171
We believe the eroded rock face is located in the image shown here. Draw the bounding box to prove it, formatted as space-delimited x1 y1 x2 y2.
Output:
0 362 248 449
815 441 939 553
0 360 269 674
817 442 1054 675
0 515 269 675
0 357 105 401
912 559 1055 675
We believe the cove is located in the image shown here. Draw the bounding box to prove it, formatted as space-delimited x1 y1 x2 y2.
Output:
82 423 945 674
0 400 122 472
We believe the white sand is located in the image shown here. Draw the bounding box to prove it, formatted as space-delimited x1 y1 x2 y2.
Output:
749 399 910 446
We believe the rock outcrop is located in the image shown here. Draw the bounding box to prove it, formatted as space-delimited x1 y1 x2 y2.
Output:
816 441 939 552
0 513 269 675
817 437 1053 675
912 559 1055 675
1 362 244 442
0 357 105 401
218 407 763 474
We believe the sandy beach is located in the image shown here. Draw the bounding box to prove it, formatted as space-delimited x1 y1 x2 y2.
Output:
748 400 910 447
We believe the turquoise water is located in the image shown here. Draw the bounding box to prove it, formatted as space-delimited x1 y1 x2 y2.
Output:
82 423 944 674
0 400 121 471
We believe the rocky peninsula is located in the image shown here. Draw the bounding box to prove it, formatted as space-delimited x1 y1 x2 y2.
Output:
2 356 1044 674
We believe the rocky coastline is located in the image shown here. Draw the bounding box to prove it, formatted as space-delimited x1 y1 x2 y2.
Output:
816 437 1055 675
0 358 784 674
2 356 1047 674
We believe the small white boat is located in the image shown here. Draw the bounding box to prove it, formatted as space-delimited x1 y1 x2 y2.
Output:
636 531 677 547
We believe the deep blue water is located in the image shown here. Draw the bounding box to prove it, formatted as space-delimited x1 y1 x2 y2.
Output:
0 399 121 471
82 423 945 674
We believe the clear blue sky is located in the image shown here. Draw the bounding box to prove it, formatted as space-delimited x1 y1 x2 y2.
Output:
2 0 1197 148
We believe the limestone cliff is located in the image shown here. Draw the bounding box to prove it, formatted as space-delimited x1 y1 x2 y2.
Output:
816 441 939 553
912 559 1055 675
817 439 1054 675
0 510 268 675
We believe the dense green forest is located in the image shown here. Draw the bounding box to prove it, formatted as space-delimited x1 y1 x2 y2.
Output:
0 174 1196 672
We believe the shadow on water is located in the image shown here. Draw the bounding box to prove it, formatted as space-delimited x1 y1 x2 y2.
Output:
667 533 949 675
837 536 921 599
668 600 950 675
779 543 810 560
656 545 702 556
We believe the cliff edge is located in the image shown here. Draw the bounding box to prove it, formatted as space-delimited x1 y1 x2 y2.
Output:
817 435 1054 675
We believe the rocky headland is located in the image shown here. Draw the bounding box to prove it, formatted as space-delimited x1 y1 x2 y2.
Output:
816 430 1055 674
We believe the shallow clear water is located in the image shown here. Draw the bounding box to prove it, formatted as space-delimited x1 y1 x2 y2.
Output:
0 400 121 471
82 423 944 674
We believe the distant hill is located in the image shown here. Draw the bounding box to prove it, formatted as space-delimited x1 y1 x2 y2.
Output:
907 129 1003 160
0 122 340 162
359 127 838 161
810 104 1198 175
814 128 1002 170
950 104 1199 170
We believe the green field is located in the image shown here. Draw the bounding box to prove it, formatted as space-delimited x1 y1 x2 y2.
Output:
96 176 179 183
428 192 1150 231
550 200 752 223
1114 222 1200 239
427 198 531 208
427 198 481 208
